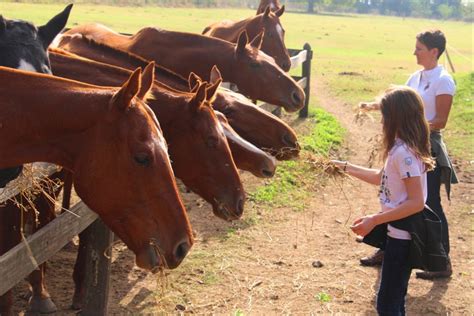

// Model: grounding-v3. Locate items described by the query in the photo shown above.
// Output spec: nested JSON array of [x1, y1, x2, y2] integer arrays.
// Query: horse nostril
[[174, 240, 191, 262], [262, 169, 275, 178], [281, 61, 290, 71], [282, 133, 296, 147], [291, 91, 302, 105]]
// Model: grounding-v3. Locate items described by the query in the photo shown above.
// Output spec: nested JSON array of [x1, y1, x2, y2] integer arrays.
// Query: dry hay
[[0, 163, 63, 226], [305, 155, 347, 179]]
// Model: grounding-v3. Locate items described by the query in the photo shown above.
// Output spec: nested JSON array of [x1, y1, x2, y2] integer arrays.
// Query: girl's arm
[[429, 94, 453, 130], [350, 176, 425, 236], [331, 160, 382, 185]]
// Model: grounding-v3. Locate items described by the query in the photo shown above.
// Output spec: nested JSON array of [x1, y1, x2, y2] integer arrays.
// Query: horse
[[64, 24, 305, 112], [56, 34, 300, 159], [257, 0, 282, 14], [203, 5, 290, 71], [0, 4, 72, 188], [0, 67, 194, 313], [48, 49, 246, 221]]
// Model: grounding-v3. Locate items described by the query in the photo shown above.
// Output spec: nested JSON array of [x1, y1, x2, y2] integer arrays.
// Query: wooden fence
[[0, 176, 113, 314], [259, 43, 313, 118]]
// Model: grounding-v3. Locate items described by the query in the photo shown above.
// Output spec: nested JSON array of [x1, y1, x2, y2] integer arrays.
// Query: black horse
[[0, 4, 73, 188]]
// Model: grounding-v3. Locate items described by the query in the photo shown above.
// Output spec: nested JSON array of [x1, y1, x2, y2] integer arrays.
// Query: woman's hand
[[350, 215, 378, 237], [358, 101, 380, 112], [331, 160, 348, 171]]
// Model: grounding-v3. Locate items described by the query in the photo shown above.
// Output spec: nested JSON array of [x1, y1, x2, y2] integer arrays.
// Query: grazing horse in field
[[0, 67, 193, 312], [257, 0, 282, 14], [57, 34, 299, 159], [64, 24, 305, 112], [0, 4, 72, 188], [203, 5, 290, 71]]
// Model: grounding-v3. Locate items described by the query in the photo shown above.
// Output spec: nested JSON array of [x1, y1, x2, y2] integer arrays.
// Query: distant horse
[[0, 4, 72, 188], [57, 34, 300, 160], [64, 24, 305, 112], [203, 5, 291, 71], [257, 0, 282, 14], [0, 66, 193, 312]]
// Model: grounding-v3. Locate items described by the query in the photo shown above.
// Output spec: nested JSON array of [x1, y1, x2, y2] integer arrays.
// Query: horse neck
[[130, 29, 234, 82], [0, 70, 111, 169], [50, 51, 133, 88], [64, 37, 190, 91]]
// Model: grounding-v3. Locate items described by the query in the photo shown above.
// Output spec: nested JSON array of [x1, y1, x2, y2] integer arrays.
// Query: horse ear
[[250, 30, 264, 50], [263, 5, 271, 18], [0, 16, 6, 35], [189, 82, 207, 112], [38, 3, 73, 49], [188, 72, 202, 92], [275, 5, 285, 17], [209, 65, 222, 85], [113, 67, 142, 111], [205, 78, 222, 103], [236, 31, 248, 55], [137, 61, 155, 100]]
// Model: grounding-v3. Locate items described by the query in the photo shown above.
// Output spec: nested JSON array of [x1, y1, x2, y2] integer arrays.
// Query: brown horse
[[214, 111, 276, 177], [203, 6, 290, 71], [49, 49, 245, 220], [257, 0, 282, 14], [0, 66, 193, 271], [63, 24, 305, 112], [56, 34, 300, 159]]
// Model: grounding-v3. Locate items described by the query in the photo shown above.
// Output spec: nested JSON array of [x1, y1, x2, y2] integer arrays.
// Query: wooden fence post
[[299, 43, 312, 118], [80, 219, 114, 316]]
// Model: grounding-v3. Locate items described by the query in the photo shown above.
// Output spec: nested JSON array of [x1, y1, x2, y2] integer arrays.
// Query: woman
[[333, 86, 446, 314], [358, 30, 456, 280]]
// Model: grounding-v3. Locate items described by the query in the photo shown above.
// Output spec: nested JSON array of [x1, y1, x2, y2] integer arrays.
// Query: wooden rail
[[0, 170, 113, 314]]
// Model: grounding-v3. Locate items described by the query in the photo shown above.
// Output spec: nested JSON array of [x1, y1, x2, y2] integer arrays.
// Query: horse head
[[0, 4, 72, 73], [73, 66, 193, 270], [165, 75, 245, 221], [254, 5, 290, 71], [233, 31, 305, 112]]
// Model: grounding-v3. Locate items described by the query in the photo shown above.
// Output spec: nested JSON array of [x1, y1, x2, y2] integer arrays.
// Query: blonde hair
[[378, 86, 435, 171]]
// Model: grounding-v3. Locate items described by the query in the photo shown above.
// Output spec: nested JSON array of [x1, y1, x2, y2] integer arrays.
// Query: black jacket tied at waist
[[362, 206, 448, 272]]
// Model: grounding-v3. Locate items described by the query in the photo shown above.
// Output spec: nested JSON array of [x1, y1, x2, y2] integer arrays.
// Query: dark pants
[[377, 237, 412, 316], [426, 165, 450, 255]]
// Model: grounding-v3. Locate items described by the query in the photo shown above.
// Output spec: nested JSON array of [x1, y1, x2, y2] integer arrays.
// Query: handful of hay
[[306, 156, 347, 178]]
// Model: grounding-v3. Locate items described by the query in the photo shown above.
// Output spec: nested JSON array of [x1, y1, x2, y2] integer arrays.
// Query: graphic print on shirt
[[379, 170, 391, 204]]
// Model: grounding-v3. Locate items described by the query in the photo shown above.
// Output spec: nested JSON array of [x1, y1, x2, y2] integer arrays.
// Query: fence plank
[[0, 201, 97, 296], [290, 49, 308, 69]]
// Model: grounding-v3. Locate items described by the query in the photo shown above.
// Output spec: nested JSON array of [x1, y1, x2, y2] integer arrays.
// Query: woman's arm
[[331, 160, 382, 185], [350, 176, 425, 236], [429, 94, 453, 130]]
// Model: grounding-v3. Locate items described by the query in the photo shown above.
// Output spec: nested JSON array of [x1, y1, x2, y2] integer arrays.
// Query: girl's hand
[[350, 215, 377, 237], [331, 160, 348, 171]]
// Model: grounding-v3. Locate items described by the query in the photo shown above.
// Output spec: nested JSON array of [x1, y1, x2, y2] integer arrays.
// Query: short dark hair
[[416, 29, 446, 59]]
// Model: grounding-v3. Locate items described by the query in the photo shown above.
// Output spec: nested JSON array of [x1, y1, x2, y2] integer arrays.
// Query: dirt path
[[12, 80, 473, 314]]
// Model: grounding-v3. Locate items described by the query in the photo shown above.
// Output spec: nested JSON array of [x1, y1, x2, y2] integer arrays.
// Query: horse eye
[[249, 61, 261, 69], [134, 153, 151, 166], [206, 136, 219, 148]]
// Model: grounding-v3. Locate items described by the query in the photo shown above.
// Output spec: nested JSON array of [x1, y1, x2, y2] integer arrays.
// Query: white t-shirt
[[379, 139, 427, 240], [406, 65, 456, 122]]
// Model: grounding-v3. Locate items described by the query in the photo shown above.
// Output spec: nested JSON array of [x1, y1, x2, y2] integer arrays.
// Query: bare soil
[[12, 81, 473, 314]]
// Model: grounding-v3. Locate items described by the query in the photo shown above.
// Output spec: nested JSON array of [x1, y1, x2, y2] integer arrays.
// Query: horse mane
[[80, 35, 189, 87]]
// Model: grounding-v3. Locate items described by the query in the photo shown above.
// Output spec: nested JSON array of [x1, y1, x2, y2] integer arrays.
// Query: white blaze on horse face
[[276, 23, 284, 42], [222, 124, 263, 156], [17, 59, 37, 72]]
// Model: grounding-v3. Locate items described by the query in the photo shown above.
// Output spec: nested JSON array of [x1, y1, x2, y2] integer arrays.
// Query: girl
[[333, 86, 437, 315]]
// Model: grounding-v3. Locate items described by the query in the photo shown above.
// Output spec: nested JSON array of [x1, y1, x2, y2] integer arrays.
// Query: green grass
[[444, 72, 474, 161], [249, 105, 345, 210]]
